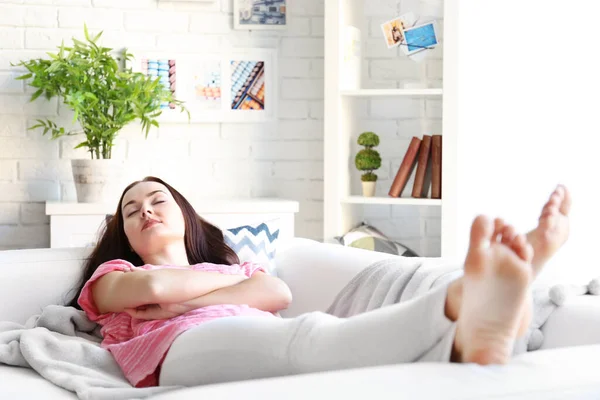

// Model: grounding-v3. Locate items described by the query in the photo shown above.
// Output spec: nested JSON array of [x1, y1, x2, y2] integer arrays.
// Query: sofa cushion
[[0, 365, 76, 399], [224, 219, 279, 275]]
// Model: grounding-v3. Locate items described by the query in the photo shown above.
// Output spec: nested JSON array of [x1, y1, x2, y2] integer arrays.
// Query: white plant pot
[[71, 159, 124, 204], [361, 181, 376, 197]]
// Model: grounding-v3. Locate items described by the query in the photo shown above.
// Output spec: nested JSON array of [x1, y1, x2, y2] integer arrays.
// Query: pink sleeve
[[78, 259, 134, 322], [240, 261, 268, 278]]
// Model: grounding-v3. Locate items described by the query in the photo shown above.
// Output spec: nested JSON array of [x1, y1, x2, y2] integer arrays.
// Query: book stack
[[388, 135, 442, 199]]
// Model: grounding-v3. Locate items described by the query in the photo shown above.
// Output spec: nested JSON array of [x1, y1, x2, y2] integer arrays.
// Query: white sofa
[[2, 238, 600, 399]]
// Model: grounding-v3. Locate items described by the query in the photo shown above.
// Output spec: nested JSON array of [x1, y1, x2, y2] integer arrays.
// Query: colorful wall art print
[[234, 0, 286, 30], [230, 60, 265, 111], [192, 60, 222, 110], [141, 58, 177, 109]]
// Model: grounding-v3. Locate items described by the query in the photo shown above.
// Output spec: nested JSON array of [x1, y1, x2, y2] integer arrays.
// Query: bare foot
[[453, 215, 533, 365], [525, 185, 571, 276]]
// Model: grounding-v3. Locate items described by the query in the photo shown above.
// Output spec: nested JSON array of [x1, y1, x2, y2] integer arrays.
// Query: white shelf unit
[[323, 0, 459, 258]]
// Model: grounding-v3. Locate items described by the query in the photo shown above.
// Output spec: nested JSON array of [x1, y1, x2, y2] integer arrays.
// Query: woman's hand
[[124, 302, 192, 320]]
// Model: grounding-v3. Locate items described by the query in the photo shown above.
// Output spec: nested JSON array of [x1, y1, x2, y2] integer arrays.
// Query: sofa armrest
[[274, 240, 396, 318], [540, 295, 600, 350]]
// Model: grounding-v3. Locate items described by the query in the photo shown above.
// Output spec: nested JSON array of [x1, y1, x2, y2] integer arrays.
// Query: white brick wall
[[0, 0, 325, 249]]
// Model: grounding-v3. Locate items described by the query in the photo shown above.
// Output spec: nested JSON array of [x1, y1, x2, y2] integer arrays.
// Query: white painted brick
[[426, 99, 442, 118], [418, 205, 442, 218], [222, 33, 278, 49], [370, 98, 420, 119], [363, 0, 398, 16], [295, 219, 322, 241], [214, 160, 272, 180], [362, 79, 400, 89], [156, 34, 222, 53], [221, 0, 231, 13], [252, 141, 322, 161], [369, 17, 391, 38], [59, 8, 122, 30], [125, 12, 188, 33], [423, 238, 441, 257], [298, 199, 323, 220], [0, 5, 24, 26], [278, 120, 323, 140], [425, 217, 441, 236], [0, 50, 47, 69], [158, 0, 220, 12], [0, 71, 24, 93], [361, 204, 392, 219], [24, 7, 58, 27], [190, 13, 231, 34], [20, 202, 48, 224], [0, 181, 59, 201], [158, 123, 220, 139], [191, 177, 251, 198], [308, 100, 323, 119], [25, 28, 79, 49], [391, 204, 422, 217], [190, 138, 251, 159], [282, 17, 310, 37], [251, 179, 323, 201], [0, 137, 58, 159], [92, 0, 155, 8], [60, 181, 76, 201], [128, 138, 189, 160], [281, 78, 323, 100], [220, 122, 277, 140], [371, 59, 420, 81], [0, 225, 49, 248], [357, 119, 398, 141], [53, 0, 92, 5], [364, 38, 398, 59], [0, 27, 24, 48], [118, 123, 158, 140], [427, 60, 443, 79], [18, 159, 72, 181], [278, 100, 309, 119], [281, 38, 323, 57], [279, 58, 311, 78], [0, 160, 17, 181], [0, 203, 19, 224], [288, 0, 324, 16], [100, 30, 156, 50], [0, 115, 26, 137], [310, 59, 323, 78], [272, 161, 323, 180], [397, 119, 443, 138], [310, 17, 324, 36]]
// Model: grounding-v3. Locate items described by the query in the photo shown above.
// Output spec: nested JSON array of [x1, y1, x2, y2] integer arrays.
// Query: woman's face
[[121, 181, 186, 256]]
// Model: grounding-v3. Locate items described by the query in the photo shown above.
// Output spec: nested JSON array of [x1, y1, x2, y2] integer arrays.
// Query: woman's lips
[[142, 219, 161, 231]]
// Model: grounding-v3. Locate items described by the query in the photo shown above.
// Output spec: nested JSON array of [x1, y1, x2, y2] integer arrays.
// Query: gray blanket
[[326, 258, 565, 353], [0, 305, 181, 400]]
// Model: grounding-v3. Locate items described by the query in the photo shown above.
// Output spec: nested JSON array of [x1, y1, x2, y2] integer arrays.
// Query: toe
[[493, 218, 505, 242], [558, 185, 572, 215], [512, 233, 534, 263], [501, 225, 516, 245], [469, 215, 494, 251]]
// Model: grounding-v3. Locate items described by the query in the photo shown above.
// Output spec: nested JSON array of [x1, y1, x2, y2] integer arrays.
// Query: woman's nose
[[141, 207, 153, 218]]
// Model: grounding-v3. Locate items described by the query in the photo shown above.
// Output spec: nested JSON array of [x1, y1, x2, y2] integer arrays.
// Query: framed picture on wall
[[127, 48, 277, 123], [233, 0, 287, 30]]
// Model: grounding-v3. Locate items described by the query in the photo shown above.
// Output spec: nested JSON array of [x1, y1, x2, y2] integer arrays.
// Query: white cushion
[[149, 344, 600, 400]]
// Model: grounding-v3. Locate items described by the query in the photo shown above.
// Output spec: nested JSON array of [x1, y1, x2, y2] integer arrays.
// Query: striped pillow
[[224, 220, 280, 275]]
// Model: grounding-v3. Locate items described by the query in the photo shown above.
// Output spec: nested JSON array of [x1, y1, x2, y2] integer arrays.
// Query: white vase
[[361, 181, 376, 197], [71, 159, 124, 204]]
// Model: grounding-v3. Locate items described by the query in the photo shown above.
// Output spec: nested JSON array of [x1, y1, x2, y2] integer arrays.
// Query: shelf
[[339, 88, 443, 97], [342, 196, 442, 206]]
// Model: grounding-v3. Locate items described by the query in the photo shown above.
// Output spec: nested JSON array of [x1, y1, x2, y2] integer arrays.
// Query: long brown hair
[[65, 176, 240, 309]]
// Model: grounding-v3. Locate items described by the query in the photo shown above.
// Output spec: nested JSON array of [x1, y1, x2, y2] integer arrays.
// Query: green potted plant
[[14, 25, 187, 203], [355, 131, 382, 197]]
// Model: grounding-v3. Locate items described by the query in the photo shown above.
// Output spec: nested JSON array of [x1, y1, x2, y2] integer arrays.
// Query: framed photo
[[127, 49, 277, 123], [401, 21, 439, 55], [234, 0, 287, 30]]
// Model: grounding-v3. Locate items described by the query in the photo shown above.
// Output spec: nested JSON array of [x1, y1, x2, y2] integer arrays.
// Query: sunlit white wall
[[455, 0, 600, 285]]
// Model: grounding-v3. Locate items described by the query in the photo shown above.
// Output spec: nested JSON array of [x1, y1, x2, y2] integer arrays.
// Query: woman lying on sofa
[[65, 176, 571, 388]]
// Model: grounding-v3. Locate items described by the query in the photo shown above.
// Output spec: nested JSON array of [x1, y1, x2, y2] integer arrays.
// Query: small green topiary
[[355, 132, 382, 182]]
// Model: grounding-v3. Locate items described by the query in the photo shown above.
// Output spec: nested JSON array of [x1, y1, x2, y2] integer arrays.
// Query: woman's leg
[[160, 216, 535, 387], [159, 281, 456, 387]]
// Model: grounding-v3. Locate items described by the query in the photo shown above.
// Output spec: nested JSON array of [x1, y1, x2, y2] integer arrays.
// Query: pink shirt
[[78, 259, 276, 387]]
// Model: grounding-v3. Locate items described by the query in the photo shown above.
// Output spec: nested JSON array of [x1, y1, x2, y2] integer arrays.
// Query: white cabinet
[[323, 0, 458, 257], [46, 199, 299, 249]]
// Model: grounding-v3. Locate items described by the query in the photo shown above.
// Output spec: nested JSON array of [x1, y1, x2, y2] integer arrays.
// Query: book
[[389, 136, 422, 197], [411, 134, 432, 198], [431, 134, 442, 199]]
